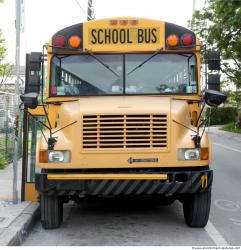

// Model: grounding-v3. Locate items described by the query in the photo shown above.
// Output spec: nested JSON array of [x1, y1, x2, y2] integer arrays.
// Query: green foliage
[[205, 107, 238, 125], [0, 0, 13, 87], [0, 29, 6, 61], [0, 153, 7, 169], [189, 0, 241, 88], [0, 137, 14, 162], [222, 122, 241, 134], [236, 110, 241, 128], [223, 91, 241, 128], [0, 62, 13, 87], [223, 91, 241, 107], [0, 0, 6, 60]]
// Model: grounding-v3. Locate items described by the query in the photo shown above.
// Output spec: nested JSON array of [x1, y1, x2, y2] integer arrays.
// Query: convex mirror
[[20, 92, 38, 109], [204, 89, 227, 107]]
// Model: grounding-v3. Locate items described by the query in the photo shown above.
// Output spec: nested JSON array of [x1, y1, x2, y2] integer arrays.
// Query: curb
[[207, 127, 241, 143], [0, 202, 40, 246]]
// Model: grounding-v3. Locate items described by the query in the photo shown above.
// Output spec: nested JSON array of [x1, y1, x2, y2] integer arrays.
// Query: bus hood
[[37, 96, 210, 169], [77, 96, 172, 114], [56, 96, 192, 143]]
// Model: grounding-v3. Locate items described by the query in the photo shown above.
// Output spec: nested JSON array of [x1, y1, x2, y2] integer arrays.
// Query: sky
[[0, 0, 205, 65]]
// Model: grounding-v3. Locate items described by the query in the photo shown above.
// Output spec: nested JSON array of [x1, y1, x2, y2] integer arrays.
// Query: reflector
[[53, 35, 66, 47]]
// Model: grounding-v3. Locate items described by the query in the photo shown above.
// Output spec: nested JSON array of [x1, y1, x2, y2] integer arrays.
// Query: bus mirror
[[207, 51, 220, 70], [26, 75, 41, 94], [20, 92, 39, 109], [208, 74, 220, 91], [204, 89, 227, 107], [29, 52, 42, 71]]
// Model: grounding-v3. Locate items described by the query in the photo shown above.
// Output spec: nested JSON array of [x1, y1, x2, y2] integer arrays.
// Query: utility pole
[[87, 0, 94, 21], [192, 0, 196, 14], [12, 0, 22, 204]]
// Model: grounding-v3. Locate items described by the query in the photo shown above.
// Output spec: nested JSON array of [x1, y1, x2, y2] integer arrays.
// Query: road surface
[[23, 129, 241, 246]]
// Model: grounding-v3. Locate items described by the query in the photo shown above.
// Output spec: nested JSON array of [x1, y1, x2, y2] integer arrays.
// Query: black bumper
[[35, 169, 213, 196]]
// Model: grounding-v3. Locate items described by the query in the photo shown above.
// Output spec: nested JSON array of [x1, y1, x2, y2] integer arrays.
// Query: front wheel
[[40, 194, 63, 229], [183, 190, 211, 228]]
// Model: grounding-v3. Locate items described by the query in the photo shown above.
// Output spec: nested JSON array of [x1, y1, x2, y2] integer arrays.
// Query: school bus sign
[[84, 18, 165, 51], [88, 27, 160, 45]]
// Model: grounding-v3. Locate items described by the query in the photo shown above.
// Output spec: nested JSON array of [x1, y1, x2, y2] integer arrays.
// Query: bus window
[[27, 116, 46, 182], [126, 53, 197, 94], [50, 54, 123, 96], [50, 53, 197, 96]]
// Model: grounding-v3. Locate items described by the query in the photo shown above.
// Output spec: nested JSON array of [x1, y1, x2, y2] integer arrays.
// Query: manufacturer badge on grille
[[128, 157, 159, 164]]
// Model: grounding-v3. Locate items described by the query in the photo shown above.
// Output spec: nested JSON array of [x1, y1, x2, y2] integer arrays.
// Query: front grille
[[82, 114, 168, 150]]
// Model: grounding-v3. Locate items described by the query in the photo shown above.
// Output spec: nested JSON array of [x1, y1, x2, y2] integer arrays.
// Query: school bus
[[20, 17, 226, 229]]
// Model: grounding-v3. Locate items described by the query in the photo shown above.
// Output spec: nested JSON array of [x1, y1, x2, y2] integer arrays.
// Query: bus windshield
[[50, 53, 197, 96]]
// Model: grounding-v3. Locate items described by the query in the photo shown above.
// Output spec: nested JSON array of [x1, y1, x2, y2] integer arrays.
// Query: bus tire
[[183, 190, 211, 228], [41, 194, 63, 229]]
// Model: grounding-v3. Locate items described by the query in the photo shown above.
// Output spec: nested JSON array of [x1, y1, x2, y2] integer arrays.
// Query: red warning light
[[53, 36, 66, 47], [182, 34, 194, 46]]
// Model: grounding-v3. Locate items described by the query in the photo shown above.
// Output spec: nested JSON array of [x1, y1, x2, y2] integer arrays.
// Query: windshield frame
[[49, 52, 198, 97]]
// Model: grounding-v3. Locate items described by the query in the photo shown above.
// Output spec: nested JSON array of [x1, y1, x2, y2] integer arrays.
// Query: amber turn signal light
[[39, 150, 48, 163], [166, 34, 179, 47], [201, 148, 209, 160], [69, 36, 81, 48]]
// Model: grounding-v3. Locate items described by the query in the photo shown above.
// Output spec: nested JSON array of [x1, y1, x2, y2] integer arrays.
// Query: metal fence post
[[5, 95, 9, 160]]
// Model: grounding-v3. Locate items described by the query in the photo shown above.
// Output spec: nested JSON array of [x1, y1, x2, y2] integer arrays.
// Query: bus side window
[[190, 65, 197, 82]]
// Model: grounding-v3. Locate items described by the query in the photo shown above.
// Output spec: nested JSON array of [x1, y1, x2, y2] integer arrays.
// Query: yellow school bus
[[20, 17, 226, 229]]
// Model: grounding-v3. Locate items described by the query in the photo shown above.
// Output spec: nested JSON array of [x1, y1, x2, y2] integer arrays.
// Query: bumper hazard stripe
[[36, 170, 213, 196]]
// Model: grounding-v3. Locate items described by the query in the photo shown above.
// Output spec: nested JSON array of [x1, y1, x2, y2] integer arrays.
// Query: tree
[[0, 0, 13, 90], [189, 0, 241, 89], [0, 28, 6, 63], [189, 0, 241, 128], [0, 63, 13, 89]]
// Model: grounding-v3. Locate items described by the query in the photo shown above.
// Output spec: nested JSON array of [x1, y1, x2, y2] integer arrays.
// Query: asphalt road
[[23, 129, 241, 246]]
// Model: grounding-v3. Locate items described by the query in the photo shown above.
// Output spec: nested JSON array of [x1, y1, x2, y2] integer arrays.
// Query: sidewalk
[[0, 160, 22, 202], [0, 160, 39, 245], [207, 125, 241, 143]]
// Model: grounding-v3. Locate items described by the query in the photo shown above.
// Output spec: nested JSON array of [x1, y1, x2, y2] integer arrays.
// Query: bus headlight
[[48, 150, 70, 163], [179, 148, 200, 161]]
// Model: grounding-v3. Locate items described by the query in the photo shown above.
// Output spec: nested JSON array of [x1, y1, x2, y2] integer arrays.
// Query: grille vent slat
[[82, 114, 168, 150]]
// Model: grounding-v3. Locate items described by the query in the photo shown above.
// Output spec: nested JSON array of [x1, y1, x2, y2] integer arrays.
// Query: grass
[[0, 153, 7, 169], [0, 137, 14, 168], [221, 123, 241, 134]]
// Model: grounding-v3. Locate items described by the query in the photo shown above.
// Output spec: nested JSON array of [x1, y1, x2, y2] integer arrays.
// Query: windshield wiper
[[85, 49, 119, 77], [128, 47, 163, 75]]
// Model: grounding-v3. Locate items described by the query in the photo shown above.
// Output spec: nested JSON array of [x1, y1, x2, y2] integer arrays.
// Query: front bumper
[[35, 169, 213, 196]]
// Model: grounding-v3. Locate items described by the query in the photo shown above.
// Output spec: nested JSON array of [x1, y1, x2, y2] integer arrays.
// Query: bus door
[[21, 108, 45, 201], [21, 52, 45, 201]]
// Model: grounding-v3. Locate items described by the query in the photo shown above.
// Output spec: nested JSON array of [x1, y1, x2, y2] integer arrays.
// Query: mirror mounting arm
[[20, 109, 49, 145], [42, 104, 52, 136]]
